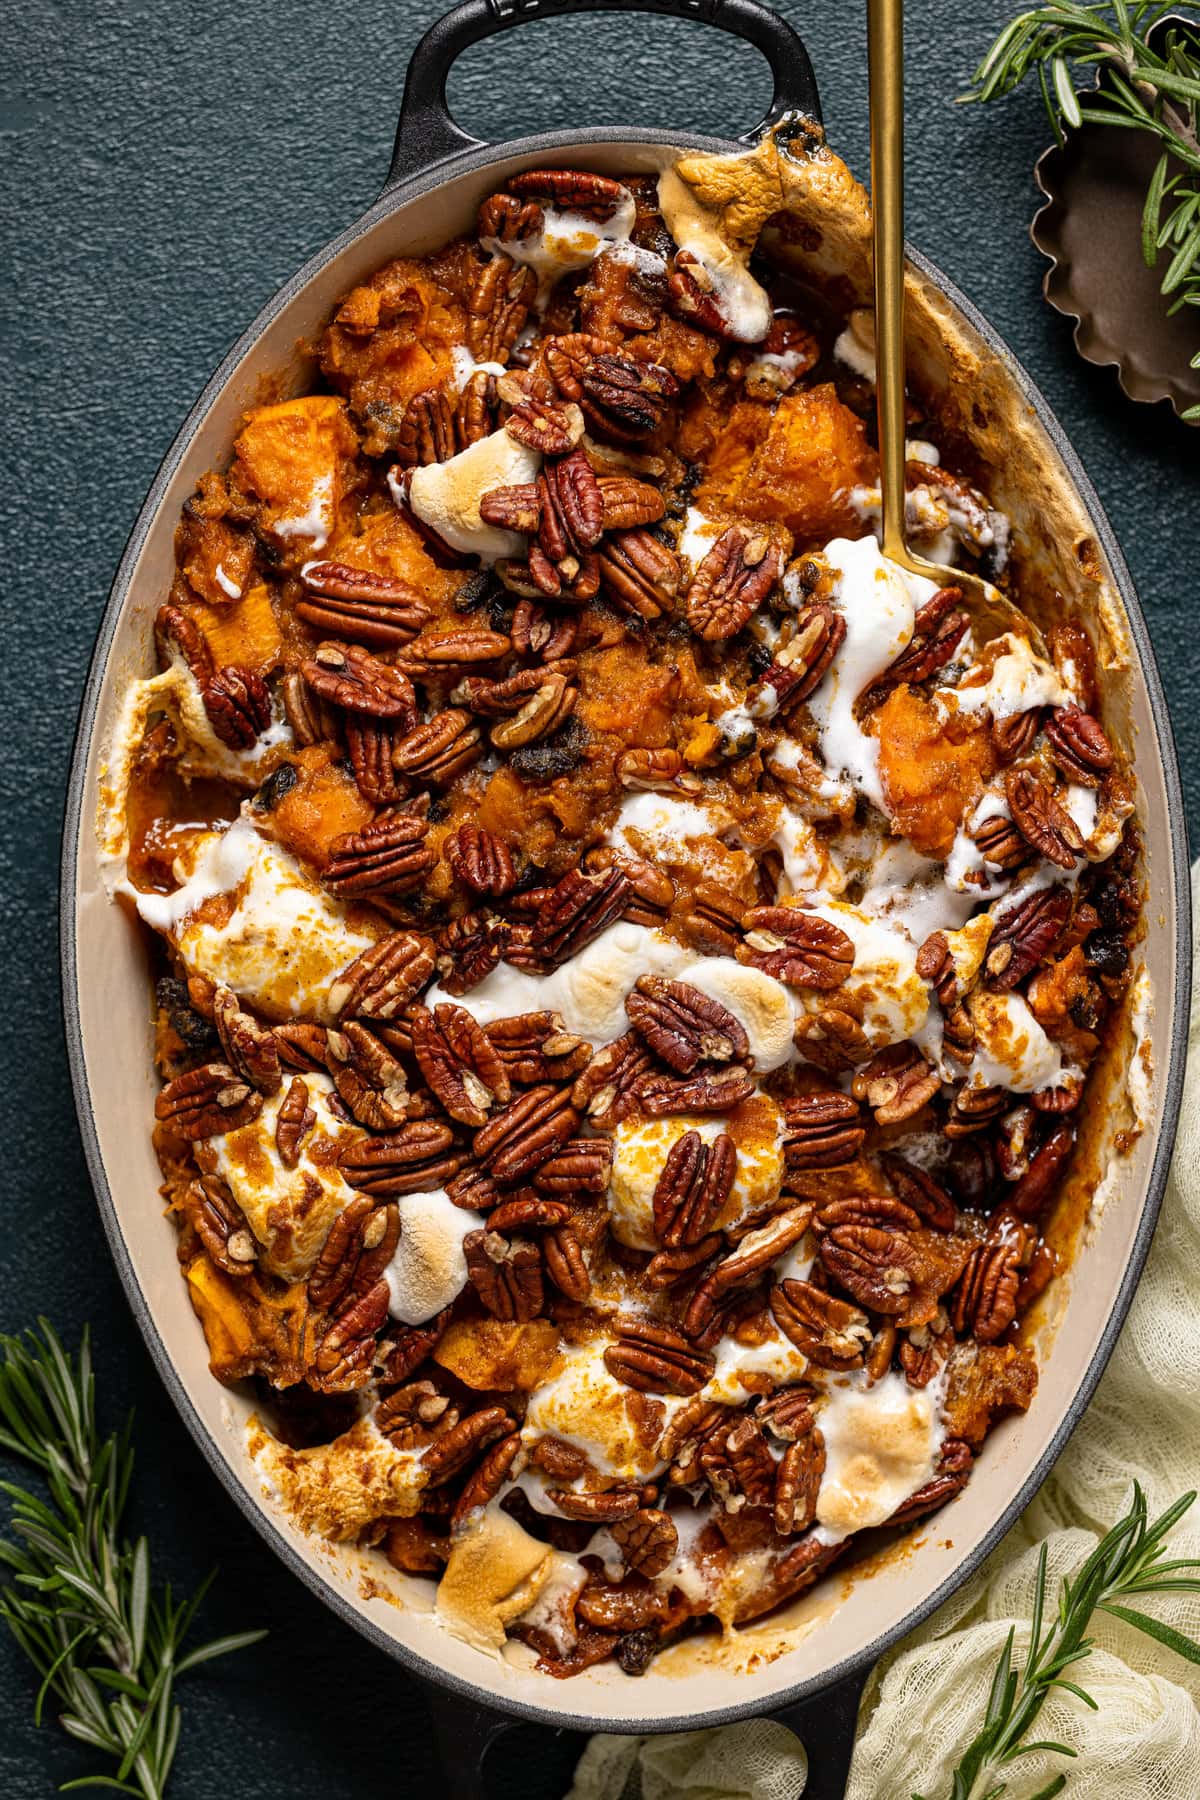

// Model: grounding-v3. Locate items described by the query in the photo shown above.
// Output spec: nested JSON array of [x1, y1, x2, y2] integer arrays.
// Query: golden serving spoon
[[867, 0, 1043, 653]]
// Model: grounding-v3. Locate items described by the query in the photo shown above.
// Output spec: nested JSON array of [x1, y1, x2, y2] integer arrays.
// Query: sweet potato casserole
[[101, 132, 1143, 1676]]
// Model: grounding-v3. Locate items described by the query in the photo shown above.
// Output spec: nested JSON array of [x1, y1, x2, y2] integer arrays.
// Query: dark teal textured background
[[1, 2, 1196, 1793]]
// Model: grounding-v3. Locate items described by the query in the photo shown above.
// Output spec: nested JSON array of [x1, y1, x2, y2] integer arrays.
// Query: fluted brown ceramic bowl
[[61, 3, 1191, 1793]]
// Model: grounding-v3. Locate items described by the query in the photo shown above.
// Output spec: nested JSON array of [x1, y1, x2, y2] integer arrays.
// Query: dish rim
[[59, 122, 1193, 1733]]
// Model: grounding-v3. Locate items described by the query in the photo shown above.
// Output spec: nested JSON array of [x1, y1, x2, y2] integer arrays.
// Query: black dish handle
[[419, 1661, 868, 1798], [386, 0, 822, 189]]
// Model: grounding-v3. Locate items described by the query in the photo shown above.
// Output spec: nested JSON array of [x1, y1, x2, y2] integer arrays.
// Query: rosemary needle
[[913, 1482, 1200, 1800], [961, 3, 1200, 420], [0, 1320, 265, 1799]]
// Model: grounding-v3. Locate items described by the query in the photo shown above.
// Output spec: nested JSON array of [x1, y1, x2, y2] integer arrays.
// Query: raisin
[[616, 1625, 659, 1676], [454, 570, 499, 613], [509, 716, 587, 782], [155, 977, 218, 1056], [253, 762, 299, 812], [1084, 929, 1128, 978]]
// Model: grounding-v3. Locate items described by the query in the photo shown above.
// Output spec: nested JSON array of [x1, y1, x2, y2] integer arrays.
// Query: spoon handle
[[868, 0, 908, 566]]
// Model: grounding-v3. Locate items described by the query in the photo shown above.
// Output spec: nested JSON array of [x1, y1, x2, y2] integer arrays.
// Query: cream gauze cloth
[[568, 862, 1200, 1800]]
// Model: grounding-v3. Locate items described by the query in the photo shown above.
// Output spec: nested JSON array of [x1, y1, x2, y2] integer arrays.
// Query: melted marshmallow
[[383, 1189, 483, 1324], [401, 430, 541, 561], [808, 537, 938, 813], [814, 1368, 943, 1538], [426, 922, 697, 1047], [126, 817, 375, 1022]]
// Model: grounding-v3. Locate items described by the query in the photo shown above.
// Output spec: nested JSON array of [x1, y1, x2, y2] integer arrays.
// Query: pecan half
[[598, 527, 682, 621], [793, 1007, 871, 1074], [302, 642, 418, 721], [571, 1030, 653, 1127], [394, 388, 457, 467], [329, 931, 436, 1022], [272, 1022, 329, 1071], [312, 1278, 390, 1391], [1045, 705, 1114, 786], [203, 665, 272, 749], [991, 708, 1042, 764], [339, 1120, 468, 1195], [944, 1083, 1007, 1138], [637, 1065, 755, 1116], [880, 1153, 958, 1231], [275, 1075, 316, 1168], [421, 1405, 514, 1482], [685, 1206, 813, 1338], [774, 1426, 826, 1536], [820, 1225, 970, 1329], [375, 1378, 455, 1450], [392, 709, 484, 785], [1006, 1123, 1075, 1219], [345, 715, 405, 805], [380, 1307, 452, 1384], [985, 884, 1072, 990], [681, 883, 744, 955], [547, 1489, 642, 1523], [463, 1230, 544, 1322], [155, 1063, 263, 1139], [155, 603, 214, 682], [467, 254, 536, 363], [323, 814, 434, 898], [686, 525, 787, 641], [653, 1131, 736, 1249], [435, 911, 506, 995], [867, 586, 969, 701], [397, 628, 512, 681], [502, 387, 585, 457], [510, 597, 578, 660], [738, 907, 854, 988], [852, 1043, 941, 1126], [970, 811, 1027, 871], [297, 562, 430, 648], [180, 1176, 257, 1277], [478, 191, 544, 241], [610, 1509, 678, 1578], [489, 669, 578, 749], [473, 1083, 581, 1185], [953, 1232, 1024, 1342], [545, 335, 678, 439], [281, 669, 338, 746], [506, 167, 630, 220], [597, 475, 665, 530], [325, 1022, 409, 1131], [604, 1318, 715, 1395], [626, 976, 749, 1074], [532, 866, 631, 966], [444, 824, 517, 897], [762, 603, 846, 717], [888, 1439, 973, 1524], [533, 1136, 612, 1196], [782, 1093, 865, 1171], [410, 1002, 510, 1126], [1005, 769, 1084, 869], [308, 1195, 400, 1312], [486, 1013, 592, 1088], [212, 987, 281, 1095], [770, 1280, 871, 1370], [701, 1414, 776, 1512], [543, 1223, 591, 1301], [451, 1431, 524, 1527]]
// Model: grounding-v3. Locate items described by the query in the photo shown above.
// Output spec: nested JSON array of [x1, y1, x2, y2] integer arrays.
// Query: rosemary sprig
[[0, 1320, 265, 1798], [962, 4, 1200, 420], [914, 1482, 1200, 1800]]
